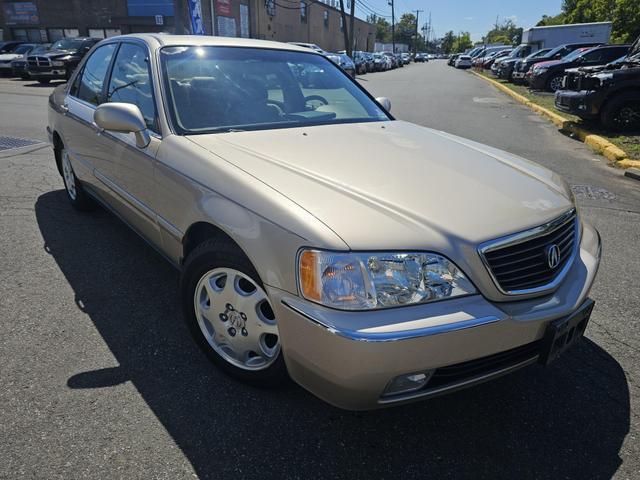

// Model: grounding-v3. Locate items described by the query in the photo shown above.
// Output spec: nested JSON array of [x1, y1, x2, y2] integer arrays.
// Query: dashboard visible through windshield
[[160, 46, 390, 134]]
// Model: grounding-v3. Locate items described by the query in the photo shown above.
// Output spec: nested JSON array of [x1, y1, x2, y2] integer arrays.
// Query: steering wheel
[[266, 99, 285, 116], [304, 95, 329, 110]]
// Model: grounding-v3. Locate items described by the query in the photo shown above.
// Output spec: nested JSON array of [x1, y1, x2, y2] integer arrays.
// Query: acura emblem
[[546, 244, 561, 269]]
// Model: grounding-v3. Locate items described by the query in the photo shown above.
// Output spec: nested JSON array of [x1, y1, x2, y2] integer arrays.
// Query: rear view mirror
[[94, 103, 150, 148]]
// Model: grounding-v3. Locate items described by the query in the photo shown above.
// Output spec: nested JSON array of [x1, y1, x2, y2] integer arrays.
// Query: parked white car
[[455, 55, 473, 69]]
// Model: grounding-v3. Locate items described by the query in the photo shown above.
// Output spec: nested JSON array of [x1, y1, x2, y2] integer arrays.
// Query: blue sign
[[2, 2, 39, 25], [187, 0, 206, 35], [127, 0, 174, 17]]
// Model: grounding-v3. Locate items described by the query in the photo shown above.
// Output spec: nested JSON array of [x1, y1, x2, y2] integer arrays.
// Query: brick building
[[0, 0, 375, 52]]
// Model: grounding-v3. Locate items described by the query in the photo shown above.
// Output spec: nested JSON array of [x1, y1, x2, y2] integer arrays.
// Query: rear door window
[[72, 43, 117, 106]]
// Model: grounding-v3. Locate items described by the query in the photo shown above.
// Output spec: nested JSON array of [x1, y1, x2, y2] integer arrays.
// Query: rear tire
[[180, 238, 288, 387], [601, 92, 640, 132], [59, 147, 96, 211]]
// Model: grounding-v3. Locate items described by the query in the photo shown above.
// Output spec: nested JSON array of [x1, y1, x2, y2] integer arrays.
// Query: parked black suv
[[514, 42, 603, 85], [555, 37, 640, 131], [529, 44, 630, 92], [493, 44, 535, 81], [26, 37, 99, 83]]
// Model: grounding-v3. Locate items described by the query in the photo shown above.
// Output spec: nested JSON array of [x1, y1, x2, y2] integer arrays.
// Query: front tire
[[180, 239, 287, 386], [547, 74, 563, 92], [601, 92, 640, 132]]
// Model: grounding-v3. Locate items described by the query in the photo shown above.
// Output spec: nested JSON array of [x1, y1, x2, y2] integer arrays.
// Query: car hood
[[38, 49, 76, 59], [534, 59, 562, 69], [187, 121, 573, 250], [0, 53, 22, 61]]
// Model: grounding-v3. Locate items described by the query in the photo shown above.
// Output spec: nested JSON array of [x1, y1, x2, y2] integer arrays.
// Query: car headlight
[[533, 67, 547, 74], [52, 61, 65, 67], [298, 249, 476, 310]]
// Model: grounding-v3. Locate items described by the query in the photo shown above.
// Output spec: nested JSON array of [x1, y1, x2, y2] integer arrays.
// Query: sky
[[355, 0, 564, 42]]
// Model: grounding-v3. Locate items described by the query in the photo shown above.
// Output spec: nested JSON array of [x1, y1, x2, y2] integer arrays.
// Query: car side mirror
[[94, 103, 150, 148], [376, 96, 391, 112]]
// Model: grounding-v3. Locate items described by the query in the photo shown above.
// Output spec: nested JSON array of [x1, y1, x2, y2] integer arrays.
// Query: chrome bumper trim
[[281, 300, 499, 342]]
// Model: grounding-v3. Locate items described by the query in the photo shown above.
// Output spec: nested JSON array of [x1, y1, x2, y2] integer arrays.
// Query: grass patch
[[476, 70, 640, 160]]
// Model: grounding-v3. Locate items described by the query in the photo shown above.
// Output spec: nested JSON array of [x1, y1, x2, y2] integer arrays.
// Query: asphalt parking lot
[[1, 61, 639, 479]]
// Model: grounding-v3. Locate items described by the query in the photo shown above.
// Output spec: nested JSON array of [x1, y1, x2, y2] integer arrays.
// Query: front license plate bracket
[[539, 299, 594, 366]]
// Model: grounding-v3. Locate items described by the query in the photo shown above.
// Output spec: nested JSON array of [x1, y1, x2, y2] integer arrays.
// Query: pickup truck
[[555, 36, 640, 131]]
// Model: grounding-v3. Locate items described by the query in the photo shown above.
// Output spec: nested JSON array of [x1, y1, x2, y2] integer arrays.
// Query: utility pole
[[426, 11, 431, 51], [414, 10, 423, 56], [388, 0, 395, 53]]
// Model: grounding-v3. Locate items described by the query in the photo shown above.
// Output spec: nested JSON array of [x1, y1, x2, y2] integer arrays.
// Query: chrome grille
[[479, 209, 578, 294], [27, 56, 51, 67]]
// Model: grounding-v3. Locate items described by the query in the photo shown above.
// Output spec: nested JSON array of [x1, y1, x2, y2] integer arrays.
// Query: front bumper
[[27, 66, 67, 79], [528, 73, 548, 90], [555, 89, 603, 118], [269, 221, 601, 410], [498, 65, 514, 79]]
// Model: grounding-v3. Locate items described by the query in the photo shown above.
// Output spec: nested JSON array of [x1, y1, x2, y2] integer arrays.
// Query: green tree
[[483, 19, 523, 46], [395, 13, 417, 46], [539, 0, 639, 44], [441, 30, 456, 53], [452, 32, 473, 53], [367, 14, 391, 43], [611, 0, 640, 42], [536, 14, 566, 26]]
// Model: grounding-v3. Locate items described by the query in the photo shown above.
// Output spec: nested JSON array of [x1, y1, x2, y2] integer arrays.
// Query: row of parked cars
[[288, 43, 420, 76], [449, 37, 640, 131], [0, 38, 100, 83], [1, 38, 430, 86]]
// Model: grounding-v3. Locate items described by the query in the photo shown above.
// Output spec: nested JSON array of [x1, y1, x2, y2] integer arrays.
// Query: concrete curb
[[470, 70, 640, 169]]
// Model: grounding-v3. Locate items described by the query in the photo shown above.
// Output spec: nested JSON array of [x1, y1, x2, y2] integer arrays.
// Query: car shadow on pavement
[[36, 189, 630, 479]]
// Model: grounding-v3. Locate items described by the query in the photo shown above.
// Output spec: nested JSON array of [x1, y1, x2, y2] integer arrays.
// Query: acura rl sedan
[[47, 35, 601, 410]]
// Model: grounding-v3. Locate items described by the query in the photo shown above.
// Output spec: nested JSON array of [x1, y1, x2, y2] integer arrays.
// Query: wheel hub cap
[[194, 268, 280, 371], [61, 150, 77, 200]]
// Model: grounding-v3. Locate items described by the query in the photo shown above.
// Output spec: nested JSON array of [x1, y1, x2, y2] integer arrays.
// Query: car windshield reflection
[[160, 46, 390, 135]]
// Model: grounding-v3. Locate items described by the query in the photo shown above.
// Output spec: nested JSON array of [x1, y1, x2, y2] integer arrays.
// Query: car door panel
[[101, 41, 162, 247], [62, 43, 117, 197]]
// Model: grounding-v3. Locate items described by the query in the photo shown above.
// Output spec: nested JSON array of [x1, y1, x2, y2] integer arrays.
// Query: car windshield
[[14, 45, 35, 54], [51, 38, 84, 51], [160, 46, 389, 134], [563, 48, 593, 61], [527, 49, 550, 60], [31, 44, 51, 54]]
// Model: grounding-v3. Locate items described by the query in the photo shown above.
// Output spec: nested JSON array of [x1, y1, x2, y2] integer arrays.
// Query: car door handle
[[60, 103, 69, 114]]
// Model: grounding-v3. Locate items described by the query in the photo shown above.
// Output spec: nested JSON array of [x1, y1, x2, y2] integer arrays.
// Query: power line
[[356, 0, 392, 18]]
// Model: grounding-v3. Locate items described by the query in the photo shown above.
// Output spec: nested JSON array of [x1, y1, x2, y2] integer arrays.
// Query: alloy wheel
[[615, 104, 640, 130], [61, 149, 77, 201], [549, 75, 563, 92], [193, 268, 280, 371]]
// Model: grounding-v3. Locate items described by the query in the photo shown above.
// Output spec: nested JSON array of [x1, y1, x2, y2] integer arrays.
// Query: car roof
[[108, 34, 317, 54]]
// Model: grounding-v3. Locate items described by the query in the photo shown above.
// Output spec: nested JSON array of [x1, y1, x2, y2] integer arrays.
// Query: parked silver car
[[48, 35, 601, 410]]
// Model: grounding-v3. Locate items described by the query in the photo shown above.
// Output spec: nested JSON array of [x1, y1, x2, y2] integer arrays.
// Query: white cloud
[[464, 16, 473, 21], [505, 15, 518, 23]]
